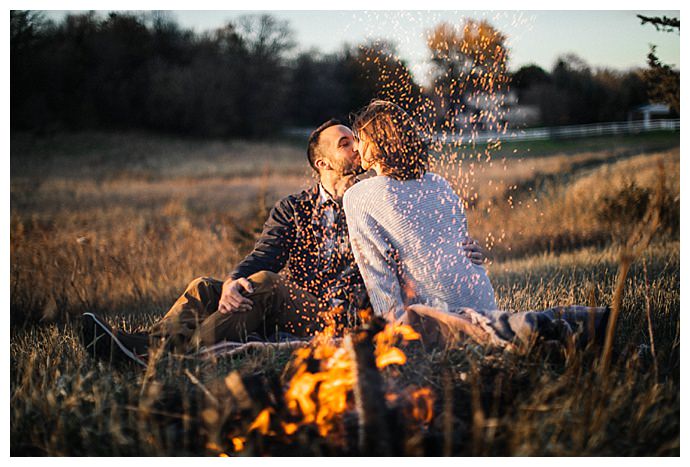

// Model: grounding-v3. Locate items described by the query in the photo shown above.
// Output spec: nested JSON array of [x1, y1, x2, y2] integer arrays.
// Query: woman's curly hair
[[352, 100, 428, 181]]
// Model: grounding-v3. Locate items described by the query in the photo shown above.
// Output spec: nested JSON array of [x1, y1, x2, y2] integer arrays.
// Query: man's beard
[[337, 160, 365, 177], [343, 165, 366, 176]]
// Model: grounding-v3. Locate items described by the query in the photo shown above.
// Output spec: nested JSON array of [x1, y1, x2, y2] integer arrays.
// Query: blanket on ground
[[198, 305, 609, 359], [404, 304, 610, 351]]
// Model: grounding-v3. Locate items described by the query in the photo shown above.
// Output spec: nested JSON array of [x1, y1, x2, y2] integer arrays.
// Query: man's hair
[[307, 118, 342, 172], [352, 100, 428, 181]]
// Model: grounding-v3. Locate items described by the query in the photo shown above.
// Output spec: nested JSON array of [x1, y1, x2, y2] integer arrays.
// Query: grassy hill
[[10, 131, 679, 455]]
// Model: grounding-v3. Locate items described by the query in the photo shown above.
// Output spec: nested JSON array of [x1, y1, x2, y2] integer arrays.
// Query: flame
[[283, 321, 424, 437], [374, 323, 421, 369], [281, 422, 299, 436], [409, 387, 435, 425], [206, 441, 229, 457], [396, 324, 422, 341], [248, 408, 273, 435], [284, 330, 354, 436], [230, 437, 245, 452], [358, 308, 373, 323], [376, 347, 407, 367], [234, 321, 432, 447]]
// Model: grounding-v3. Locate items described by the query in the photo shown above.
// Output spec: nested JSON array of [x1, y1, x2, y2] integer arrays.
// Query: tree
[[286, 50, 349, 126], [11, 11, 432, 138], [513, 54, 647, 126], [637, 14, 680, 113], [512, 65, 550, 92], [637, 14, 679, 32], [349, 40, 424, 111], [10, 11, 300, 138], [11, 11, 54, 130], [234, 14, 296, 137], [426, 19, 510, 132]]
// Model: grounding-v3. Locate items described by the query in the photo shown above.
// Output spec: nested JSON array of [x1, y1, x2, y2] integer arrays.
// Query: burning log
[[344, 318, 394, 456], [216, 320, 430, 454]]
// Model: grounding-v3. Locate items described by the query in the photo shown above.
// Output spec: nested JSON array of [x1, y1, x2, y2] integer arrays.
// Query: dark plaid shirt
[[229, 183, 368, 314]]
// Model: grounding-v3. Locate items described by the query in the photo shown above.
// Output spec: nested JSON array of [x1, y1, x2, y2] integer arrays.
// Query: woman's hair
[[352, 100, 428, 181]]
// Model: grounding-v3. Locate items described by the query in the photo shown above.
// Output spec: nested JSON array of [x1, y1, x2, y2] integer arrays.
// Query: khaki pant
[[144, 271, 328, 351]]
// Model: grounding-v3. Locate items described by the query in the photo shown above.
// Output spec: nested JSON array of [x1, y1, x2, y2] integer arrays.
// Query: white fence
[[285, 119, 680, 144], [437, 119, 680, 144]]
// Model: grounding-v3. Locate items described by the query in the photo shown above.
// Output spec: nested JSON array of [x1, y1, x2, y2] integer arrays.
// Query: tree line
[[11, 11, 673, 138], [512, 55, 651, 126]]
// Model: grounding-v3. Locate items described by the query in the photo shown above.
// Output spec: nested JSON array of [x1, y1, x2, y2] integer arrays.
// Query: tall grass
[[10, 131, 679, 455]]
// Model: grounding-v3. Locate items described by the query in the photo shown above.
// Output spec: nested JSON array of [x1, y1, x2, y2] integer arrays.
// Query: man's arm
[[218, 198, 295, 314], [438, 175, 489, 266], [229, 198, 295, 280], [462, 238, 490, 265]]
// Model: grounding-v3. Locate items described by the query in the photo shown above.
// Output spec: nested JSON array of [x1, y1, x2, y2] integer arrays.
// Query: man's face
[[317, 125, 362, 177]]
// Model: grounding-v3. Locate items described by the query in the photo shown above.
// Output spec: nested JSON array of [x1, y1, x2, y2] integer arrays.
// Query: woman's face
[[354, 128, 376, 171]]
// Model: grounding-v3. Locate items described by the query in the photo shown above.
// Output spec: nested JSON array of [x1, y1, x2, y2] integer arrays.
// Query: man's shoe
[[80, 312, 147, 367]]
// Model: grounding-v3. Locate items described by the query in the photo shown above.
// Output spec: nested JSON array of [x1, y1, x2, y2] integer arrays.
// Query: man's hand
[[462, 238, 490, 265], [218, 278, 254, 314]]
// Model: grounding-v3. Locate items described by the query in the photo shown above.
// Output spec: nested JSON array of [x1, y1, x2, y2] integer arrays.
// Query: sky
[[41, 9, 681, 85]]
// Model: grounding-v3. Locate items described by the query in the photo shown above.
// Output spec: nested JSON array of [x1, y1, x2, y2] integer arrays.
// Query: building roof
[[633, 103, 671, 113]]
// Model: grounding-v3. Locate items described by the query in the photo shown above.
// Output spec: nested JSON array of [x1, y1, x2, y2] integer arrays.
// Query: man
[[81, 119, 487, 366]]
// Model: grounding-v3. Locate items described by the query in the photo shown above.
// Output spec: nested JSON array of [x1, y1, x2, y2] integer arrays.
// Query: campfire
[[211, 316, 436, 456]]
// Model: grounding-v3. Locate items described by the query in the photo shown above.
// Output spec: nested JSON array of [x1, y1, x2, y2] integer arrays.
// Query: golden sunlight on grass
[[10, 131, 679, 455]]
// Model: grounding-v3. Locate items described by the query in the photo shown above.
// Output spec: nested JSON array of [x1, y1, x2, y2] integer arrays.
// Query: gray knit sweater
[[343, 172, 497, 319]]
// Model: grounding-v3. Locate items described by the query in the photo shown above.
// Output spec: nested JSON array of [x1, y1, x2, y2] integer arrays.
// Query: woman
[[343, 100, 496, 321], [343, 100, 608, 348]]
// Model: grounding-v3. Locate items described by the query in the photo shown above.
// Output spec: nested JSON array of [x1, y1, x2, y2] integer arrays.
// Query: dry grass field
[[10, 130, 679, 456]]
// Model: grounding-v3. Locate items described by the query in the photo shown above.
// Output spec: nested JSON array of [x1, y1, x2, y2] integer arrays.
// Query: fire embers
[[212, 318, 435, 455]]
